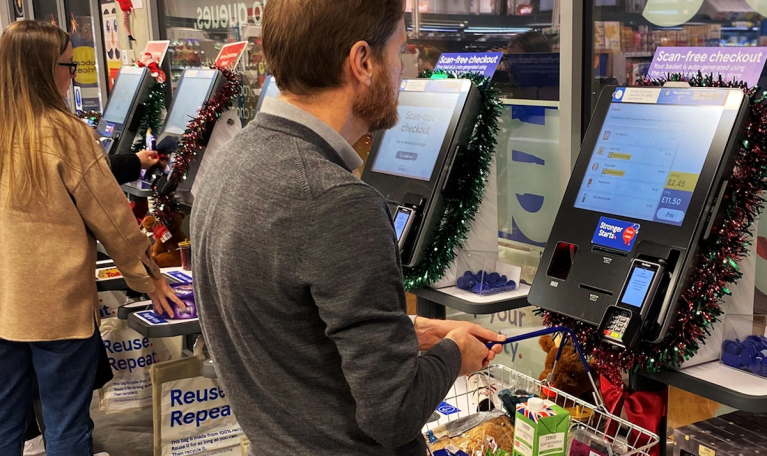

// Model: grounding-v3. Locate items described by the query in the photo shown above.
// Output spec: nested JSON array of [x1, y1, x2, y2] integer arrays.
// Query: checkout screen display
[[574, 91, 727, 226], [372, 91, 460, 181], [165, 75, 217, 135], [621, 265, 656, 308], [103, 72, 143, 124]]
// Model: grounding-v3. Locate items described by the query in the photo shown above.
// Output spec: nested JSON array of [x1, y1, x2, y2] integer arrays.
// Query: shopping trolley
[[423, 327, 660, 455]]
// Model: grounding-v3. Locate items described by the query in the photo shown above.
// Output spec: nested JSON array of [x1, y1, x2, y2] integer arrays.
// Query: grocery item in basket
[[498, 389, 532, 423], [513, 398, 570, 456], [566, 428, 612, 456], [430, 414, 516, 455]]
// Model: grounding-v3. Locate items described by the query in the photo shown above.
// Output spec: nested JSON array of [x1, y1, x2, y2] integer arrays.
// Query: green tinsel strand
[[403, 70, 502, 291], [131, 81, 167, 154]]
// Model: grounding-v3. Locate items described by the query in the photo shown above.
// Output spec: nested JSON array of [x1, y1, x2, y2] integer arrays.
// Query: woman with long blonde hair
[[0, 21, 182, 456]]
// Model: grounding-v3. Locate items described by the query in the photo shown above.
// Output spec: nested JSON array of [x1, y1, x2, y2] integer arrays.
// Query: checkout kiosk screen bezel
[[565, 87, 746, 245], [362, 79, 473, 200], [98, 67, 146, 138], [256, 76, 280, 112], [163, 69, 220, 135]]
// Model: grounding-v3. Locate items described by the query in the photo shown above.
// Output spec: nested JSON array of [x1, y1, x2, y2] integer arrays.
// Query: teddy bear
[[538, 334, 595, 404], [141, 212, 186, 268]]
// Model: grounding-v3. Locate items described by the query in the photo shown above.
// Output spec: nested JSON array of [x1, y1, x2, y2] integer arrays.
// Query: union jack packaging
[[513, 398, 569, 456]]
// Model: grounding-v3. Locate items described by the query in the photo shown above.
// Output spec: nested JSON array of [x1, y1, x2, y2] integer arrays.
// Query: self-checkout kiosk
[[361, 79, 482, 267], [528, 86, 750, 349], [97, 67, 153, 156]]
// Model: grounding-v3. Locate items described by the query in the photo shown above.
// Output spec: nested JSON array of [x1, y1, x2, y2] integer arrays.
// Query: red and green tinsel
[[151, 67, 240, 226], [537, 73, 767, 387], [403, 70, 503, 291], [131, 81, 166, 155]]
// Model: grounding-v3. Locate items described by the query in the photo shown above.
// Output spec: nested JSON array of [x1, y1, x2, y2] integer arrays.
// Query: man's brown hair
[[263, 0, 405, 96]]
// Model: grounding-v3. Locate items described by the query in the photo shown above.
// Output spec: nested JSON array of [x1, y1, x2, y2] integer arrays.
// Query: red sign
[[142, 40, 170, 65], [215, 42, 248, 69], [623, 226, 636, 246], [516, 4, 534, 15]]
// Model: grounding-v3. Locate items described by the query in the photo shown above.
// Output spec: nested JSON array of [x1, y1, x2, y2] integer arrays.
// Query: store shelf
[[499, 98, 560, 108], [412, 284, 530, 315], [641, 361, 767, 413]]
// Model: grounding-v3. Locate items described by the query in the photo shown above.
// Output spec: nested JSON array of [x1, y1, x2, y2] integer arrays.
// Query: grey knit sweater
[[191, 100, 462, 455]]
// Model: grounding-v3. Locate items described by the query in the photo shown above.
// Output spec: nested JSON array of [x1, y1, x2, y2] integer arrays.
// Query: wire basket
[[422, 328, 660, 456]]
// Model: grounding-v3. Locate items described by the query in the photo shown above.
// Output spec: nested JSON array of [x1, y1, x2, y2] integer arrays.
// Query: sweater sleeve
[[302, 184, 462, 449], [109, 153, 142, 185], [71, 154, 162, 291]]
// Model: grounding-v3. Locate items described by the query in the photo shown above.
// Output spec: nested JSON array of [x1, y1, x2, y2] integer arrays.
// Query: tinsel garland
[[131, 81, 166, 155], [77, 110, 101, 128], [403, 70, 503, 291], [151, 67, 240, 226], [536, 73, 767, 387]]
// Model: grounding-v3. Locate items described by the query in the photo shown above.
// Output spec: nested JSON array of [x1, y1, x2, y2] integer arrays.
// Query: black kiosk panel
[[163, 69, 224, 194], [362, 79, 481, 268], [528, 86, 749, 348], [97, 67, 152, 156]]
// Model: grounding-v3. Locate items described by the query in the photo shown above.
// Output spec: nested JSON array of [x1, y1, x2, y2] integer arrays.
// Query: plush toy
[[137, 52, 166, 83], [141, 212, 186, 268], [538, 335, 595, 403], [117, 0, 135, 41]]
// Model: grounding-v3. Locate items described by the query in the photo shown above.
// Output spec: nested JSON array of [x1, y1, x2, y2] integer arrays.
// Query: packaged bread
[[428, 414, 515, 455]]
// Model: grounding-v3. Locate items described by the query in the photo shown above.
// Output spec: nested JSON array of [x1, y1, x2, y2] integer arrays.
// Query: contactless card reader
[[97, 67, 153, 156], [362, 79, 482, 267], [528, 86, 750, 348]]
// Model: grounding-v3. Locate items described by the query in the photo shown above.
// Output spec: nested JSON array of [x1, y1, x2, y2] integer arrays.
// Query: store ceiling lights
[[643, 0, 704, 27]]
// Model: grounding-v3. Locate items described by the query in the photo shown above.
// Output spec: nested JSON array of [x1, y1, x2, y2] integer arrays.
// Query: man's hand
[[445, 327, 504, 375], [136, 150, 160, 169], [414, 316, 506, 351]]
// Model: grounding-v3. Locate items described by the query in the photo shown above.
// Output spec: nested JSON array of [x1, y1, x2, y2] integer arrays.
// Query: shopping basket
[[422, 326, 660, 455]]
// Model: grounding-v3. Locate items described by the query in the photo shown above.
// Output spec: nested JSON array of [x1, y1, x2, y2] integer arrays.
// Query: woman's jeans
[[0, 328, 100, 456]]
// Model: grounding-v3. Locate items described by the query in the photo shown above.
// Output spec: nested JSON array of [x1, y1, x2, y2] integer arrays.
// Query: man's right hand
[[446, 327, 503, 376]]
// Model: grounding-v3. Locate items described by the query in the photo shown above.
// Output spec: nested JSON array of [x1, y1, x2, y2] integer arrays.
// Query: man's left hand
[[413, 316, 505, 358]]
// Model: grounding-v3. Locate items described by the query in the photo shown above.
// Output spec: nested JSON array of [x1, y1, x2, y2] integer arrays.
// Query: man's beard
[[353, 60, 399, 132]]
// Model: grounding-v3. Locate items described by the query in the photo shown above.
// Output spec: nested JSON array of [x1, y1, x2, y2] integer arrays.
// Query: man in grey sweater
[[191, 1, 504, 454]]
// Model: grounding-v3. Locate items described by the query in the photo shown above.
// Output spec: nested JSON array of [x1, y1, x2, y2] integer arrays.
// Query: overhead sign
[[215, 41, 248, 69], [434, 52, 503, 78], [143, 40, 171, 65], [648, 47, 767, 87]]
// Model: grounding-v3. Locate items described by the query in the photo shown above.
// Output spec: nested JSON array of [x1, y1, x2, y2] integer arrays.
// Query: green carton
[[512, 398, 570, 456]]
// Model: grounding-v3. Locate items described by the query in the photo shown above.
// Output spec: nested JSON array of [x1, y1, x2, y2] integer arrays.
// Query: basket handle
[[487, 326, 606, 410]]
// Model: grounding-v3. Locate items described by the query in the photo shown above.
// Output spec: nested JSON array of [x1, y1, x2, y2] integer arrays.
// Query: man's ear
[[348, 40, 374, 87]]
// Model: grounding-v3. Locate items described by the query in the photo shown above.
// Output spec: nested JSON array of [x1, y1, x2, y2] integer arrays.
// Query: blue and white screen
[[394, 210, 411, 241], [574, 90, 728, 226], [103, 72, 143, 124], [165, 73, 217, 135], [621, 266, 656, 308], [372, 91, 460, 181]]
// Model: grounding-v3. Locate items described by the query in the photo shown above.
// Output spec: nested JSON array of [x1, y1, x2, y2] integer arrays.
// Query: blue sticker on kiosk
[[592, 217, 640, 252], [136, 310, 167, 325], [166, 271, 193, 284]]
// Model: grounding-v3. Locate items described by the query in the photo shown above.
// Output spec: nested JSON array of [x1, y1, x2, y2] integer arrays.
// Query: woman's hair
[[0, 21, 91, 203]]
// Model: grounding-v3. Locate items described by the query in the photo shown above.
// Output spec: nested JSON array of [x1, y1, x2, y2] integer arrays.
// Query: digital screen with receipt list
[[394, 210, 411, 241], [372, 89, 461, 181], [621, 265, 656, 308], [574, 89, 731, 226]]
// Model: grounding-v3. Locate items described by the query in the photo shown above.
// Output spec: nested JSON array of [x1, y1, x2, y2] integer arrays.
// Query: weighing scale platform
[[128, 308, 201, 338], [412, 285, 530, 318]]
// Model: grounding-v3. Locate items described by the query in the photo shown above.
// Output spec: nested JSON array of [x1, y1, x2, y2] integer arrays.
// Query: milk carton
[[512, 398, 569, 456]]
